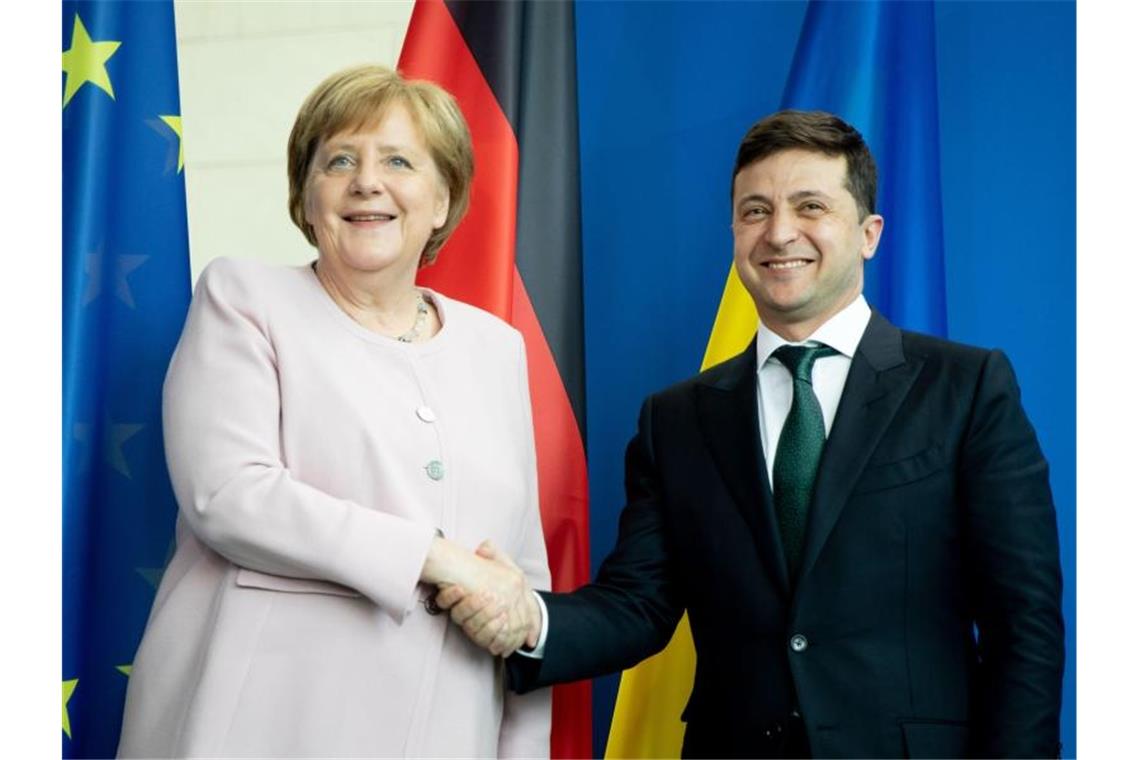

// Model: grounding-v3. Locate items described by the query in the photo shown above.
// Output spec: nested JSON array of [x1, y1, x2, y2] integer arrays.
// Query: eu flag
[[62, 1, 190, 755], [783, 0, 948, 337]]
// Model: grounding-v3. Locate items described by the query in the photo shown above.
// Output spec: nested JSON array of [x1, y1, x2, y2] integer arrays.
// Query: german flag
[[398, 1, 591, 757]]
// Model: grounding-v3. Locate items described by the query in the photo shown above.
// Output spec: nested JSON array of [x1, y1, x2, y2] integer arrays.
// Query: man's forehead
[[733, 149, 849, 198]]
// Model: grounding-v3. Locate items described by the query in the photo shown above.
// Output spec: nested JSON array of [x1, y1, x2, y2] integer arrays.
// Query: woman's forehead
[[319, 103, 430, 150]]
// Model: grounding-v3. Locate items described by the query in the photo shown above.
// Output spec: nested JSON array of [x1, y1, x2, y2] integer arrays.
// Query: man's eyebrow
[[788, 189, 835, 202], [736, 189, 836, 208], [736, 192, 771, 208]]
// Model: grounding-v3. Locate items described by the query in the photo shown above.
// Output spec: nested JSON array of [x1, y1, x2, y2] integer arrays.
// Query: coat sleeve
[[961, 349, 1064, 757], [162, 259, 436, 621], [507, 395, 685, 692], [498, 332, 553, 757]]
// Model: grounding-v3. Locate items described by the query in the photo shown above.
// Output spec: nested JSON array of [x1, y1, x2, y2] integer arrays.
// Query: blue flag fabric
[[62, 1, 190, 755], [782, 0, 947, 337]]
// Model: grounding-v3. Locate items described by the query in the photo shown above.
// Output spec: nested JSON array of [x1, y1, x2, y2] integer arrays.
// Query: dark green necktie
[[771, 343, 838, 579]]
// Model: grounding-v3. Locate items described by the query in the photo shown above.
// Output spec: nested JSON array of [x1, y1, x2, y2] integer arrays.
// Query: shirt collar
[[755, 294, 872, 369]]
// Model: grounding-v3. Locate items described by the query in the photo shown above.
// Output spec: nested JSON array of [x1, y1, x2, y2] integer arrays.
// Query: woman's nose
[[350, 163, 383, 195]]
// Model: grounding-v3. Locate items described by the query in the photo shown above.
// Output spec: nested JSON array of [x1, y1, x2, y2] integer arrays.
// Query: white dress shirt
[[756, 295, 871, 484], [522, 296, 873, 660]]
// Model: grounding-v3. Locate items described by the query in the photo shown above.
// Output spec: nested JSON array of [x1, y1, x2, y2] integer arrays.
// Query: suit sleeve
[[162, 260, 436, 621], [498, 332, 553, 757], [507, 396, 684, 692], [961, 349, 1064, 757]]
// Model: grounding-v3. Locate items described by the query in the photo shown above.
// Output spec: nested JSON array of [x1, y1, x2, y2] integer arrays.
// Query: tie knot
[[773, 343, 839, 382]]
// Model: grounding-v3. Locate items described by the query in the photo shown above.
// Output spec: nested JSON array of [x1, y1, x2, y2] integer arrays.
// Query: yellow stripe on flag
[[702, 267, 761, 370], [604, 265, 757, 758]]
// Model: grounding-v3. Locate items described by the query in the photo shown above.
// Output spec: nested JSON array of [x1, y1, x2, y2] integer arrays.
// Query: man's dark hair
[[732, 110, 877, 220]]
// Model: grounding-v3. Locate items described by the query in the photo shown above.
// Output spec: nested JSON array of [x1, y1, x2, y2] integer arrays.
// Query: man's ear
[[861, 214, 884, 261]]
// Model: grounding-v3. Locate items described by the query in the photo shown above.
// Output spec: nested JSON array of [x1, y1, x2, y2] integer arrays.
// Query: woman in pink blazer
[[117, 65, 551, 758]]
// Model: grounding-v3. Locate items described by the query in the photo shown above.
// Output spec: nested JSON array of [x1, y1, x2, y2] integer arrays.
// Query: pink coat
[[117, 258, 552, 757]]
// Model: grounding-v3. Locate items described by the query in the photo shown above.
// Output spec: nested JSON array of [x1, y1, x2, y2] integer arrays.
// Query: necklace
[[397, 292, 429, 343], [311, 261, 428, 343]]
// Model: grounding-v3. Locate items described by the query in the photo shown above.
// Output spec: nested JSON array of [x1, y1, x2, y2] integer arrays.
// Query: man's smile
[[763, 258, 813, 271]]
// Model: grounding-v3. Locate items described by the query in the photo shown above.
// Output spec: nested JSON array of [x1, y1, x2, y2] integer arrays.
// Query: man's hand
[[433, 541, 541, 656]]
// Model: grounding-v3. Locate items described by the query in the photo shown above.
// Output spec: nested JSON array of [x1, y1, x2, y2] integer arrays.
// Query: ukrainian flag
[[605, 2, 948, 755]]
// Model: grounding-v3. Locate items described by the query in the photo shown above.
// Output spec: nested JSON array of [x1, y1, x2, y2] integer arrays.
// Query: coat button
[[425, 460, 445, 480], [422, 590, 443, 615], [416, 406, 437, 423], [789, 634, 809, 652]]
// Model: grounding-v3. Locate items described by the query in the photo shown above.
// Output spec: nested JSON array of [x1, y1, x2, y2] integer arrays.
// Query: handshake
[[422, 536, 542, 658]]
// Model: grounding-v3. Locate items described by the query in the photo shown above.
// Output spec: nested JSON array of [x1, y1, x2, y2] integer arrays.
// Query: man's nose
[[764, 208, 799, 249]]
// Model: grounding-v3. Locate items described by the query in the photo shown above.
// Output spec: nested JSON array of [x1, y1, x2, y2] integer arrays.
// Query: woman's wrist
[[421, 534, 461, 586]]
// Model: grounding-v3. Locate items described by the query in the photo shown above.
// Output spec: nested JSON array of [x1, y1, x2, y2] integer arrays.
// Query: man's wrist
[[515, 590, 549, 659]]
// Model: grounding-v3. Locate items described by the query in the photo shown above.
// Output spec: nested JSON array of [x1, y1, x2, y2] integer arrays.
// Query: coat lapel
[[696, 340, 791, 597], [795, 311, 922, 590]]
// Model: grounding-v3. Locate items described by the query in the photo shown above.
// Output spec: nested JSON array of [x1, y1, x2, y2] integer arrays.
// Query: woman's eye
[[386, 155, 412, 169], [327, 154, 354, 170]]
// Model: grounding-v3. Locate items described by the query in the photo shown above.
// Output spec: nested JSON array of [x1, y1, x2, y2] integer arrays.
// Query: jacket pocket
[[234, 566, 362, 597], [899, 719, 969, 759], [853, 445, 945, 495]]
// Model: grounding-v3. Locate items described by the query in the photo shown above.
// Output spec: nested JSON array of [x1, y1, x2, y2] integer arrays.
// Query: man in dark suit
[[439, 110, 1064, 758]]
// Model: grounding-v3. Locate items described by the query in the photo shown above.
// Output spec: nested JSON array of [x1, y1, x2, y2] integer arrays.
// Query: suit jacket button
[[425, 460, 445, 480], [416, 406, 437, 422], [790, 634, 809, 652]]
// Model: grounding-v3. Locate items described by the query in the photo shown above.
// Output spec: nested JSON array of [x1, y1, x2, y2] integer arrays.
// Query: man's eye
[[801, 202, 825, 213], [741, 207, 768, 220]]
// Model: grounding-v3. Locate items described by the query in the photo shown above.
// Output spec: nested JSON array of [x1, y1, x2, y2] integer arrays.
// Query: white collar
[[755, 295, 872, 369]]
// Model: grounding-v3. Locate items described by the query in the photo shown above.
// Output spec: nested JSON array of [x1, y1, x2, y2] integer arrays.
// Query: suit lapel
[[795, 311, 921, 590], [696, 340, 791, 597]]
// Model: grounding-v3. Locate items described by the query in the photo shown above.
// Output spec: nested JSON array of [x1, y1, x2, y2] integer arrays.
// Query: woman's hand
[[424, 538, 539, 656]]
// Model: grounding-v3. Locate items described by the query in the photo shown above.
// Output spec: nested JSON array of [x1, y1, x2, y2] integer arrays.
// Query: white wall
[[174, 0, 415, 283]]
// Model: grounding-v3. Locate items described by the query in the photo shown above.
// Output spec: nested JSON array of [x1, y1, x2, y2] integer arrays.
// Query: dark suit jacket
[[508, 311, 1064, 758]]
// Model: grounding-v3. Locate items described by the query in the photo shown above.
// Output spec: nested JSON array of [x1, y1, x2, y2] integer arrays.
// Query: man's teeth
[[767, 260, 809, 270]]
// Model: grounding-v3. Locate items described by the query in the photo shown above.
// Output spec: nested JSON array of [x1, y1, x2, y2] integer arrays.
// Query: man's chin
[[756, 297, 813, 323]]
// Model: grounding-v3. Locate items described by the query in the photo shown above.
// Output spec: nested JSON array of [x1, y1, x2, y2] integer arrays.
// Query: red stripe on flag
[[511, 268, 593, 759], [399, 2, 592, 757], [509, 268, 590, 592]]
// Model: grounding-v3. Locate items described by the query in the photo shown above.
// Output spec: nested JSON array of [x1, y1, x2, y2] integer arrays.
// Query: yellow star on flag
[[116, 664, 133, 677], [159, 115, 184, 173], [63, 678, 78, 739], [62, 14, 121, 108]]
